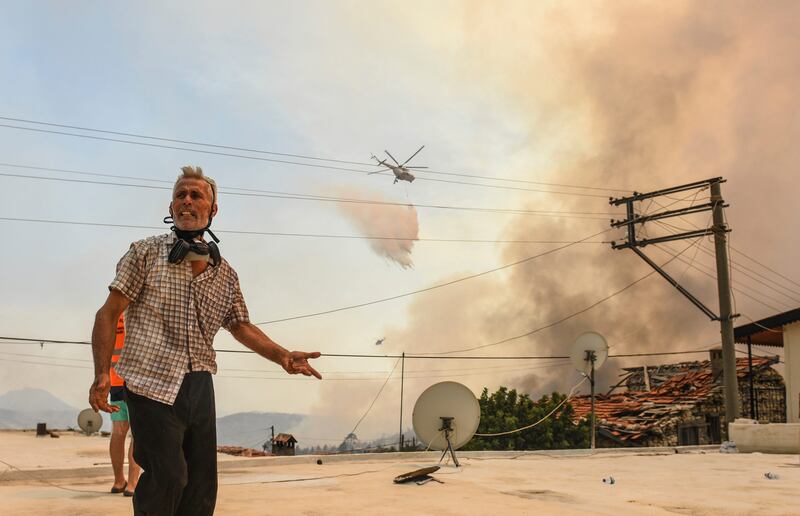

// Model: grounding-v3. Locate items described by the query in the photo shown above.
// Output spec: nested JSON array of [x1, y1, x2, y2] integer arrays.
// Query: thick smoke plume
[[333, 187, 419, 268], [304, 1, 800, 441], [454, 0, 800, 395]]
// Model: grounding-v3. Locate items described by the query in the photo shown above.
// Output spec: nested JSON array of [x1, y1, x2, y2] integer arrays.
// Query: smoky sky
[[293, 1, 800, 441], [333, 186, 419, 268]]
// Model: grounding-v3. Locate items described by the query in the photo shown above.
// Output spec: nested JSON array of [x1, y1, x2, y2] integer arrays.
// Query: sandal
[[110, 481, 127, 494]]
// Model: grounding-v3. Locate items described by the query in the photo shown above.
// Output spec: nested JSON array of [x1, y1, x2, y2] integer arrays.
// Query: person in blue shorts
[[109, 314, 140, 496]]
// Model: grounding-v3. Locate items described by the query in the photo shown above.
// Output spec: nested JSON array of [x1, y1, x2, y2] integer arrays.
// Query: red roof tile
[[568, 357, 777, 442]]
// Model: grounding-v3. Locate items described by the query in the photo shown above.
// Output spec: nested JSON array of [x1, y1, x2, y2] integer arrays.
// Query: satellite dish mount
[[586, 350, 598, 450], [570, 332, 609, 450], [438, 416, 461, 467], [413, 382, 480, 469]]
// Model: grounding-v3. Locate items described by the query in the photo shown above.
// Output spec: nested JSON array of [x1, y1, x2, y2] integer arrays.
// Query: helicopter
[[369, 145, 427, 184]]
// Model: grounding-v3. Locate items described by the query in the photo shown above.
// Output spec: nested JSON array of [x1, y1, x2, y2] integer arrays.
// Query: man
[[89, 166, 321, 515], [109, 314, 140, 496]]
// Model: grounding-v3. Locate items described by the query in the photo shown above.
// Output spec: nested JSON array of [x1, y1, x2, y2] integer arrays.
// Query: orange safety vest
[[110, 315, 125, 387]]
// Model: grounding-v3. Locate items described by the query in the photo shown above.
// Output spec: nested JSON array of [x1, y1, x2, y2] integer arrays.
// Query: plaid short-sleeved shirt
[[110, 232, 249, 405]]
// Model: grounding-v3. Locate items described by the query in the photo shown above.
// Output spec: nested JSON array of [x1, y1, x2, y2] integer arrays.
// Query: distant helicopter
[[369, 145, 427, 184], [375, 338, 385, 346]]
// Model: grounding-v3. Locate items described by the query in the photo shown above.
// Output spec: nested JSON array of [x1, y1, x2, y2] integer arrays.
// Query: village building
[[570, 352, 785, 447], [270, 433, 297, 456], [733, 307, 800, 422]]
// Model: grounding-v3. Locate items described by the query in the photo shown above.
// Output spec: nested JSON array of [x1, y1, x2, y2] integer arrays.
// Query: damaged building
[[569, 351, 785, 447]]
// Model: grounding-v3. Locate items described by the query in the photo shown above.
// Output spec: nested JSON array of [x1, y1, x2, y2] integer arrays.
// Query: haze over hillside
[[0, 388, 103, 430], [0, 389, 313, 445]]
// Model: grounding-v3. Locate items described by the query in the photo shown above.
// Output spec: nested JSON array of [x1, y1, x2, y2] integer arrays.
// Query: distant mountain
[[0, 388, 101, 430], [0, 388, 76, 412], [216, 411, 306, 448], [0, 389, 304, 440]]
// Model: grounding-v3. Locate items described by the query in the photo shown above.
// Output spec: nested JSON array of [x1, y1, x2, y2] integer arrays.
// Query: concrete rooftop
[[1, 430, 798, 515]]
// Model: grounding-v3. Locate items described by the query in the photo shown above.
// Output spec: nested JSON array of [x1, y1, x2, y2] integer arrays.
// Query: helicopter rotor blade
[[401, 145, 425, 166], [367, 168, 390, 175], [405, 166, 428, 169], [384, 150, 401, 166]]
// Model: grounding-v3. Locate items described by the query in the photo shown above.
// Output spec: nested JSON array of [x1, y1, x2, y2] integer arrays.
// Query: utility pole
[[610, 177, 740, 428], [263, 425, 275, 453], [398, 352, 405, 452], [710, 181, 740, 425], [588, 350, 596, 450]]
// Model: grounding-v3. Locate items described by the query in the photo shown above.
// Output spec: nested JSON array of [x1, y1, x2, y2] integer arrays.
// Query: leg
[[127, 437, 141, 493], [110, 420, 129, 491], [126, 387, 189, 516], [175, 373, 218, 516]]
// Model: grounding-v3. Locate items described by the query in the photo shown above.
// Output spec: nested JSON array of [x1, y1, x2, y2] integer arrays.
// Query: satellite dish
[[412, 381, 480, 467], [77, 409, 103, 435], [569, 331, 609, 375], [569, 331, 608, 450]]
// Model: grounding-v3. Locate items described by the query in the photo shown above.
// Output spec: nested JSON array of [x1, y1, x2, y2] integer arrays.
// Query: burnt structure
[[570, 354, 785, 447]]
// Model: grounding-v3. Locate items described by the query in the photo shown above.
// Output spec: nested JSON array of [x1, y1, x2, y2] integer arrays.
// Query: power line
[[650, 240, 789, 313], [0, 337, 727, 361], [0, 350, 561, 376], [0, 216, 610, 245], [0, 116, 633, 193], [0, 162, 619, 220], [730, 246, 800, 290], [219, 362, 574, 381], [416, 239, 697, 356], [348, 358, 400, 436], [223, 360, 570, 375], [254, 228, 612, 324], [0, 123, 614, 198], [649, 217, 797, 309], [652, 219, 800, 302], [649, 198, 800, 297], [474, 376, 588, 437]]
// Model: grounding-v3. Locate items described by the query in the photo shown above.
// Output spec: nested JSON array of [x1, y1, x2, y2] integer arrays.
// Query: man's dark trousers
[[125, 372, 217, 516]]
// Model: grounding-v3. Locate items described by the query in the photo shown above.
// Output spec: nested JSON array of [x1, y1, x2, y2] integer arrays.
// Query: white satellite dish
[[569, 331, 609, 375], [412, 381, 480, 467], [77, 408, 103, 435], [569, 331, 609, 450]]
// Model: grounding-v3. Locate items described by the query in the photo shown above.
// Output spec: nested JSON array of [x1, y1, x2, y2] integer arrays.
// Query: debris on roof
[[569, 356, 784, 446], [217, 445, 272, 457]]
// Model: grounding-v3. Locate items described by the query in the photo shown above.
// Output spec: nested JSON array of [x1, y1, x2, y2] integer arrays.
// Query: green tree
[[461, 386, 589, 451]]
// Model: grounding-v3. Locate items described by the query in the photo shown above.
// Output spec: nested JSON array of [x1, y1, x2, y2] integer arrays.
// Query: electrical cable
[[217, 361, 573, 381], [0, 123, 614, 198], [347, 358, 401, 438], [474, 376, 588, 437], [0, 216, 610, 245], [222, 464, 399, 486], [0, 116, 633, 193], [0, 458, 107, 494], [416, 239, 697, 356], [647, 201, 798, 312], [254, 227, 613, 325], [0, 337, 725, 360], [738, 313, 785, 334], [648, 198, 800, 298], [729, 245, 800, 290], [647, 219, 794, 310], [0, 163, 620, 220], [649, 238, 790, 313]]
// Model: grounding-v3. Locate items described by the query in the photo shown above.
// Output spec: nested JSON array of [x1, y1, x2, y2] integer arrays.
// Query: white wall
[[784, 321, 800, 423]]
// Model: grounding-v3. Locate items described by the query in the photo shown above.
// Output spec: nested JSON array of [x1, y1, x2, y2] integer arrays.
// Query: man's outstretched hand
[[88, 373, 120, 413], [282, 351, 322, 379]]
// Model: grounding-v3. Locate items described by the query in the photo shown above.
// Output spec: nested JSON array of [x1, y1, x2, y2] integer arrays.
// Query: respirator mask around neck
[[163, 215, 221, 266]]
